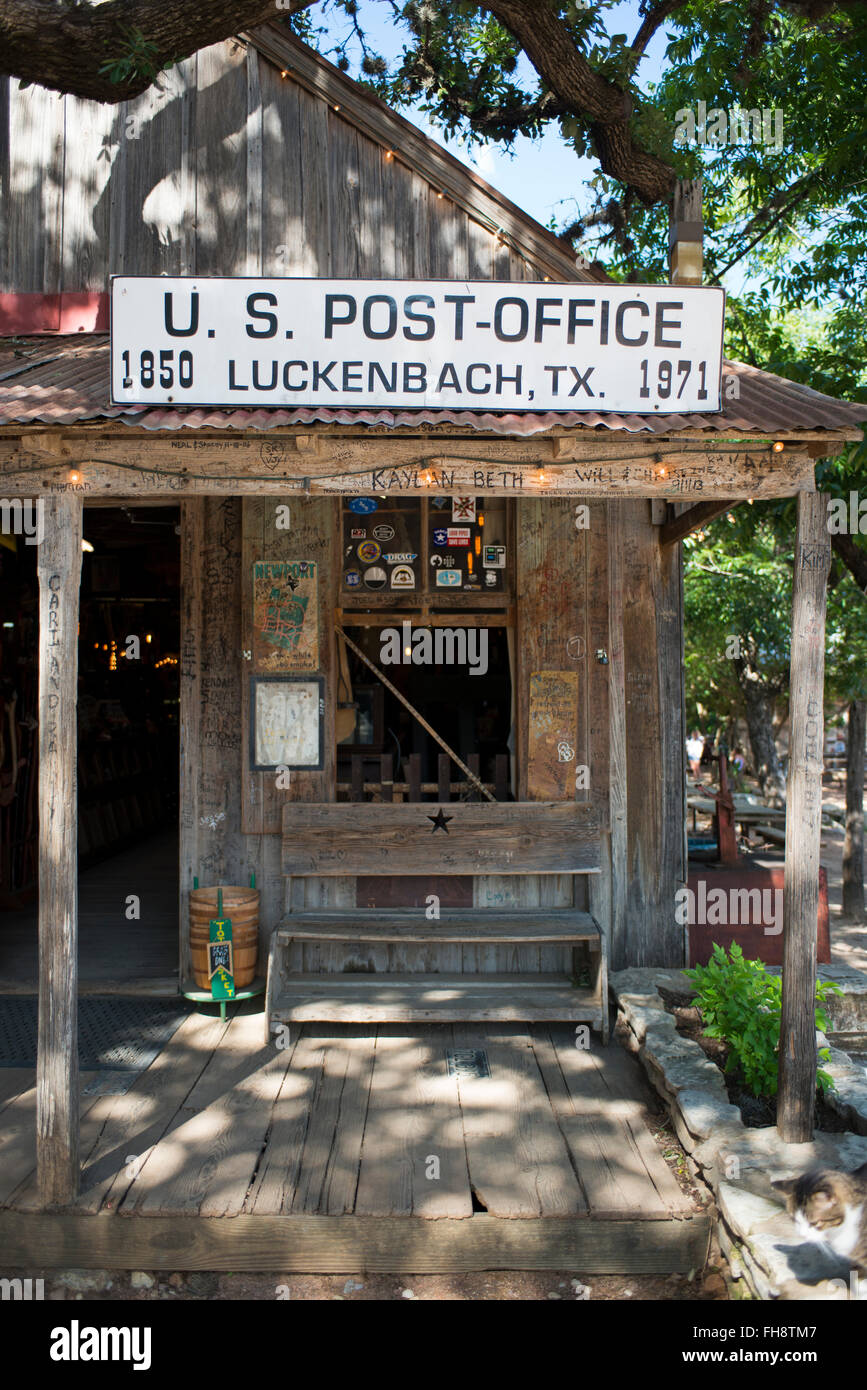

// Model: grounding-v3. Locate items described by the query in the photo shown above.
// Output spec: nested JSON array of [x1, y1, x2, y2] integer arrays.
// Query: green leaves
[[685, 943, 839, 1100]]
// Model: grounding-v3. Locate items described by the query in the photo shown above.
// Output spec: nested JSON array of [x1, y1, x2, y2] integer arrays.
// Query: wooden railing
[[337, 751, 510, 803]]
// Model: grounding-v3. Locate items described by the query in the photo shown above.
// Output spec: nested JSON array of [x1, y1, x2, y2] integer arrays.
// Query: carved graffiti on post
[[527, 670, 579, 800]]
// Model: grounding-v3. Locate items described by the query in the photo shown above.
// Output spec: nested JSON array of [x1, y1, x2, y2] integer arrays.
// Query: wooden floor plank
[[291, 1032, 360, 1215], [271, 975, 600, 1023], [353, 1029, 418, 1217], [408, 1026, 473, 1218], [540, 1028, 687, 1216], [0, 1068, 35, 1111], [0, 1074, 103, 1209], [318, 1031, 377, 1216], [560, 1033, 689, 1212], [130, 1013, 288, 1216], [76, 1010, 232, 1214], [453, 1025, 587, 1218], [245, 1029, 328, 1216]]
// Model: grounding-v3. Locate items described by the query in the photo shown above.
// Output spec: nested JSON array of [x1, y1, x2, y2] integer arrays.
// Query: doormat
[[0, 997, 191, 1093], [445, 1048, 491, 1080]]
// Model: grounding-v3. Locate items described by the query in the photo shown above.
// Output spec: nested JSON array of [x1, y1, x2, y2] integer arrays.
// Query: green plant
[[684, 943, 840, 1100], [99, 28, 169, 87]]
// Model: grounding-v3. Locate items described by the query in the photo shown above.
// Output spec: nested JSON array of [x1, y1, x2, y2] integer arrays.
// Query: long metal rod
[[336, 625, 496, 802]]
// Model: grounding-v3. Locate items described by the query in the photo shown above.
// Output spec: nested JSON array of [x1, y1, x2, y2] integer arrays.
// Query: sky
[[320, 0, 671, 233]]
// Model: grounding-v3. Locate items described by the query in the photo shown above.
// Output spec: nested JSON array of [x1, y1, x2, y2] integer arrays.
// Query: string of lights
[[2, 437, 792, 494]]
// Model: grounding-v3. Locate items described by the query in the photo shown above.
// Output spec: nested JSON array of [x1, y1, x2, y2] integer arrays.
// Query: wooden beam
[[281, 801, 600, 875], [777, 491, 830, 1143], [37, 492, 83, 1204], [659, 499, 737, 547], [0, 1210, 711, 1273]]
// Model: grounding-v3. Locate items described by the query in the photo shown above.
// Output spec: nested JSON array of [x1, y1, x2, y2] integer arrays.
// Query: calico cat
[[773, 1164, 867, 1269]]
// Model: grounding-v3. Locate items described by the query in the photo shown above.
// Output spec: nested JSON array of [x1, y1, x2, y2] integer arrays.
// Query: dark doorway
[[0, 505, 180, 993]]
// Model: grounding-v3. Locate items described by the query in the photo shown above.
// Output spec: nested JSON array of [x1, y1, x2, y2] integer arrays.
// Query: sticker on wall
[[350, 528, 367, 539], [252, 559, 319, 673], [344, 569, 361, 587], [432, 496, 450, 510], [356, 539, 382, 564], [372, 523, 395, 542], [348, 497, 378, 514], [436, 569, 462, 588], [390, 565, 415, 590], [430, 554, 455, 568], [385, 552, 417, 564], [484, 570, 497, 587], [452, 496, 476, 522], [483, 544, 506, 568], [447, 527, 470, 547], [363, 565, 388, 591], [433, 528, 448, 547]]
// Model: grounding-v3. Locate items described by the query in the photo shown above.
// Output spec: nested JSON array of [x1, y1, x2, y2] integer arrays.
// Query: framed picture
[[250, 675, 324, 771]]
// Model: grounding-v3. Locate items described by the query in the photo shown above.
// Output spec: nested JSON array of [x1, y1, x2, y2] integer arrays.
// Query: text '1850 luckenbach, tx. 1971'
[[110, 276, 725, 414]]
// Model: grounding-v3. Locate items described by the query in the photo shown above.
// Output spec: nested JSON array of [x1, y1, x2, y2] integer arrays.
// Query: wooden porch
[[0, 1006, 708, 1271]]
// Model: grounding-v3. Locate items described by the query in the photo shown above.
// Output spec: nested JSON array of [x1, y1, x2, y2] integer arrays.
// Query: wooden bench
[[265, 799, 608, 1040]]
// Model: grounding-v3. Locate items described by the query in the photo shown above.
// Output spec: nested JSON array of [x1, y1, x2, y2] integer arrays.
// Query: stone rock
[[640, 1032, 728, 1098], [186, 1271, 219, 1297], [168, 1273, 184, 1288], [54, 1269, 114, 1293], [610, 967, 696, 999], [717, 1182, 785, 1238], [130, 1271, 155, 1290], [678, 1089, 744, 1141]]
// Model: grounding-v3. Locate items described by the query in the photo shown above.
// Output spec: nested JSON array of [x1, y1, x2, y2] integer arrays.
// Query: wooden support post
[[669, 178, 703, 286], [777, 491, 830, 1142], [37, 492, 83, 1204]]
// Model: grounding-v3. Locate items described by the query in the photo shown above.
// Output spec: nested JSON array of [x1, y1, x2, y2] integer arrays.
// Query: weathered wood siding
[[1, 40, 536, 291], [617, 500, 685, 967]]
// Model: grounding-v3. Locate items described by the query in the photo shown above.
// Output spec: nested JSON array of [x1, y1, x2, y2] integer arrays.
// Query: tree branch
[[485, 0, 675, 202], [832, 532, 867, 595], [0, 0, 315, 102]]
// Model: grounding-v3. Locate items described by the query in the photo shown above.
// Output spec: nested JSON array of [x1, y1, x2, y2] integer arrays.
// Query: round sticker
[[363, 565, 387, 591], [372, 524, 395, 542], [357, 539, 381, 564], [344, 569, 361, 587], [348, 497, 378, 514]]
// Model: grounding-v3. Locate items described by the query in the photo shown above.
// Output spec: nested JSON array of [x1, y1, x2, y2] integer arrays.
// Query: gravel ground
[[16, 1263, 728, 1301]]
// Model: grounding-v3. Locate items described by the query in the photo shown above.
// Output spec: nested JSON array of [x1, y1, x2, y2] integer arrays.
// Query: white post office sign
[[111, 276, 725, 414]]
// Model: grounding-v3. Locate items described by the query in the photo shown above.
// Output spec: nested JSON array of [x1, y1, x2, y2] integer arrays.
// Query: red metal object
[[0, 292, 109, 335], [713, 752, 738, 865], [2, 333, 866, 434], [686, 865, 830, 966]]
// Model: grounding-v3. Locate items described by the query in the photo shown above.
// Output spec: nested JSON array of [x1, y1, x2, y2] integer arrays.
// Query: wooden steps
[[268, 974, 602, 1023], [266, 908, 608, 1035], [275, 908, 601, 944]]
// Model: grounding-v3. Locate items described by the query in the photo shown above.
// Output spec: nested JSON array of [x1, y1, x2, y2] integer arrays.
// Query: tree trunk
[[738, 674, 787, 804], [842, 698, 866, 921]]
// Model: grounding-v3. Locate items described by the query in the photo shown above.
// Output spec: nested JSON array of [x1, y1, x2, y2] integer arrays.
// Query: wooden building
[[0, 26, 865, 1246]]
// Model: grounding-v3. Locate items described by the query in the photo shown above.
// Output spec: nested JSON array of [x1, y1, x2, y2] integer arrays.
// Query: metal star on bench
[[427, 808, 453, 834]]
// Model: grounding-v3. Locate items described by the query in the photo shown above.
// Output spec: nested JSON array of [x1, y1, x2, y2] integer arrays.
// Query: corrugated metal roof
[[0, 334, 864, 436]]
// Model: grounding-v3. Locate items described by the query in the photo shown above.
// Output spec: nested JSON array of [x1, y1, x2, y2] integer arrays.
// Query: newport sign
[[111, 276, 725, 414]]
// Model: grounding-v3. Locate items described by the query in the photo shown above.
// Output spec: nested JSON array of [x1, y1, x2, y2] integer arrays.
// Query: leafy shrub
[[684, 943, 840, 1100]]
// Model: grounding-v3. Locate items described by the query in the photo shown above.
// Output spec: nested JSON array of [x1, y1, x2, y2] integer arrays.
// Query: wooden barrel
[[190, 886, 259, 990]]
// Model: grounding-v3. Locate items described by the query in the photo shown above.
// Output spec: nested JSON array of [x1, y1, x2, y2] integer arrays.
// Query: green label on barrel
[[208, 917, 235, 1000]]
